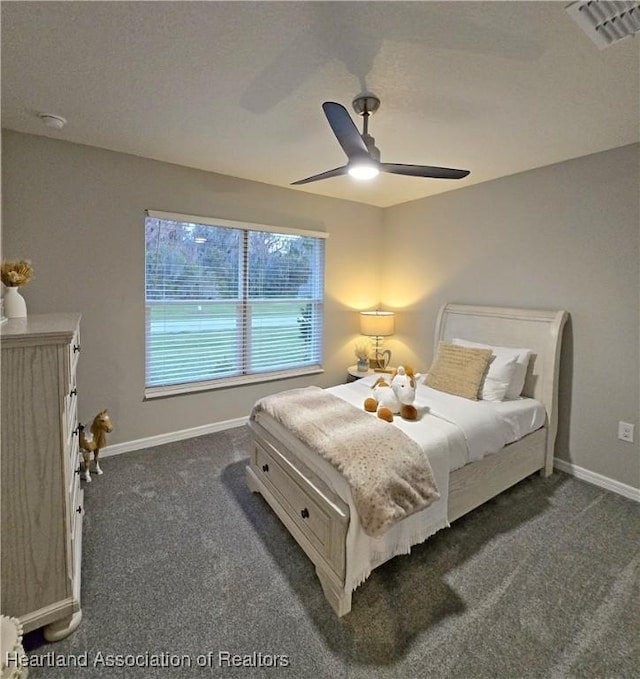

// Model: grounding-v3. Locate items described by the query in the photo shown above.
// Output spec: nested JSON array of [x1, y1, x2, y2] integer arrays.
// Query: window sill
[[144, 366, 324, 400]]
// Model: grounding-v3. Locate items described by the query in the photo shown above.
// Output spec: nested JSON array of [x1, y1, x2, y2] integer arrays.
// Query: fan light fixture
[[291, 94, 469, 186], [348, 162, 379, 180]]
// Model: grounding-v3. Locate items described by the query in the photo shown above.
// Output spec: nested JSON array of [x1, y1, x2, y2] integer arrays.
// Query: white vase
[[4, 286, 27, 318]]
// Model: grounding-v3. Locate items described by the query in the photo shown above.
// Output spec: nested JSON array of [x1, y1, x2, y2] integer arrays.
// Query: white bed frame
[[246, 303, 568, 616]]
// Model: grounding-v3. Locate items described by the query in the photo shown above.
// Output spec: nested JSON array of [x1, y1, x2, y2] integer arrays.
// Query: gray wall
[[382, 144, 639, 489], [1, 131, 383, 442], [2, 131, 638, 490]]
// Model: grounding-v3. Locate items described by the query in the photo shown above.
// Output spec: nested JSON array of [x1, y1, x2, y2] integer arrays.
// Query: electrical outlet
[[618, 421, 634, 443]]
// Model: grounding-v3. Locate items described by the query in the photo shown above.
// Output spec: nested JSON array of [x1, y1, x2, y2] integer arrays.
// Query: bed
[[246, 303, 568, 616]]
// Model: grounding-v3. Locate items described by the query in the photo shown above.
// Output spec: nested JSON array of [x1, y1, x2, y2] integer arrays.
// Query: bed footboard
[[246, 420, 351, 615], [247, 419, 548, 617]]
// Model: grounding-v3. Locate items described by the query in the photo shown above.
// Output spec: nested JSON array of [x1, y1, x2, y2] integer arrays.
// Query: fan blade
[[322, 102, 370, 161], [291, 165, 349, 185], [381, 163, 470, 180]]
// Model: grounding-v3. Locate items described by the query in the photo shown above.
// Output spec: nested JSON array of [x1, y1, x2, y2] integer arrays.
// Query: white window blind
[[144, 211, 327, 397]]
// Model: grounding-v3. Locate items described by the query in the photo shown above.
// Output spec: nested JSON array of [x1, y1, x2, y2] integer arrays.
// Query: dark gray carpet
[[22, 426, 640, 678]]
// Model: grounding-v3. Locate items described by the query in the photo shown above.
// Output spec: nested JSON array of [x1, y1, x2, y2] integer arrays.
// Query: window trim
[[144, 210, 328, 398], [145, 210, 329, 241]]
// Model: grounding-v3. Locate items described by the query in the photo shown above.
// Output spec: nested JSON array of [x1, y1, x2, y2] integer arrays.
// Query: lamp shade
[[359, 310, 395, 337]]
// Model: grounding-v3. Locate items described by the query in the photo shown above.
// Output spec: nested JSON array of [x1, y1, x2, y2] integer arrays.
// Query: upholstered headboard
[[435, 303, 568, 471]]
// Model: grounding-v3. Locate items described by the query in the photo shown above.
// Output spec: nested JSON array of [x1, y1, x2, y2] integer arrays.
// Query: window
[[144, 210, 326, 397]]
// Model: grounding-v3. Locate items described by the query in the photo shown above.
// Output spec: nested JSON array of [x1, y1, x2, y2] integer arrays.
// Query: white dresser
[[1, 313, 84, 641]]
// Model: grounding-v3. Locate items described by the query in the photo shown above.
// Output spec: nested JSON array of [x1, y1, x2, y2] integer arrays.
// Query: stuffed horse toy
[[364, 366, 421, 422], [79, 409, 114, 482], [364, 376, 400, 422], [390, 366, 421, 421]]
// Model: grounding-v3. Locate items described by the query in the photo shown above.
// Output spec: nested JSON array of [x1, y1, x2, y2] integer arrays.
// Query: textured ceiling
[[2, 1, 639, 208]]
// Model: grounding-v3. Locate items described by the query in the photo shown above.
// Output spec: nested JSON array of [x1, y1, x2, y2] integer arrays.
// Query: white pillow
[[451, 338, 532, 400], [481, 355, 518, 401]]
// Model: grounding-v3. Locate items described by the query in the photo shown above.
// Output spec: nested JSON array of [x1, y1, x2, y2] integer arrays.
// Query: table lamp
[[359, 310, 395, 369]]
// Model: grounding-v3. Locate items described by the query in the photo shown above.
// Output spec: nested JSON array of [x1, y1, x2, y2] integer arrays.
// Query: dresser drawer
[[69, 464, 82, 536], [65, 386, 78, 446], [65, 404, 80, 495], [68, 444, 81, 499], [71, 488, 83, 602], [71, 478, 83, 543], [66, 486, 83, 597], [68, 328, 81, 385], [64, 374, 78, 436], [252, 440, 347, 577]]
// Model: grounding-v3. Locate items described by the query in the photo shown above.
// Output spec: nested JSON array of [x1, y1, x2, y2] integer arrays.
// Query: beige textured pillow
[[424, 342, 493, 400]]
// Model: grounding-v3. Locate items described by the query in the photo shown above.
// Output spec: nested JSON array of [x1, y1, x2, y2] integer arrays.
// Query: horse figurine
[[79, 409, 114, 482]]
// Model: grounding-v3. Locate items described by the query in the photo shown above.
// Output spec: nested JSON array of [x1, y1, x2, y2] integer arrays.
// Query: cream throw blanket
[[250, 386, 440, 538]]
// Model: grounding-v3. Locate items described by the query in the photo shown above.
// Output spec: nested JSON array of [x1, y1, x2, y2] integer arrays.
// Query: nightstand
[[347, 365, 373, 382], [347, 365, 395, 383]]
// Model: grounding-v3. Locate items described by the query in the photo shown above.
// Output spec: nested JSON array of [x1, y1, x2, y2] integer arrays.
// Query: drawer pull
[[72, 425, 80, 437], [76, 506, 82, 514], [262, 463, 269, 473], [300, 508, 310, 520], [75, 467, 81, 475], [70, 387, 77, 397], [73, 344, 81, 353]]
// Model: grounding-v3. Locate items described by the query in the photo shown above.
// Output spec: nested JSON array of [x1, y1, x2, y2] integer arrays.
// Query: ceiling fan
[[292, 93, 470, 186]]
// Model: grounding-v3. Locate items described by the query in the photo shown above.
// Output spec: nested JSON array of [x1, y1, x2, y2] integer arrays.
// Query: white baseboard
[[554, 457, 640, 502], [101, 416, 249, 458]]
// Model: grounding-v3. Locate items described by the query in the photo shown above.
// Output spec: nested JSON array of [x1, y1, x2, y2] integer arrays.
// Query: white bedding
[[253, 375, 546, 594], [331, 374, 546, 471]]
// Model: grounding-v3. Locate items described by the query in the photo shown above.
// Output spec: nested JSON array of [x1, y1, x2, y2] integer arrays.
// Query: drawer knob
[[262, 463, 269, 473], [300, 508, 310, 520], [73, 344, 81, 353]]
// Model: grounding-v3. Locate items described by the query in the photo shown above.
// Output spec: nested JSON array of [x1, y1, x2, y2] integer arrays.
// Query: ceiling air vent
[[566, 1, 640, 49]]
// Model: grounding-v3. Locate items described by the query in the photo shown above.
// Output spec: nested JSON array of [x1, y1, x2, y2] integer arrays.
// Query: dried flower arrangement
[[1, 260, 33, 287], [354, 340, 370, 361]]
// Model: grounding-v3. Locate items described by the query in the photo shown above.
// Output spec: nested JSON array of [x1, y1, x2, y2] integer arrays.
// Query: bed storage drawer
[[254, 443, 331, 547], [247, 423, 349, 581]]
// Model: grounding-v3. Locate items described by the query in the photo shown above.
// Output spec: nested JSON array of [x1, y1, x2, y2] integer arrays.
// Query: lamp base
[[370, 350, 391, 370]]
